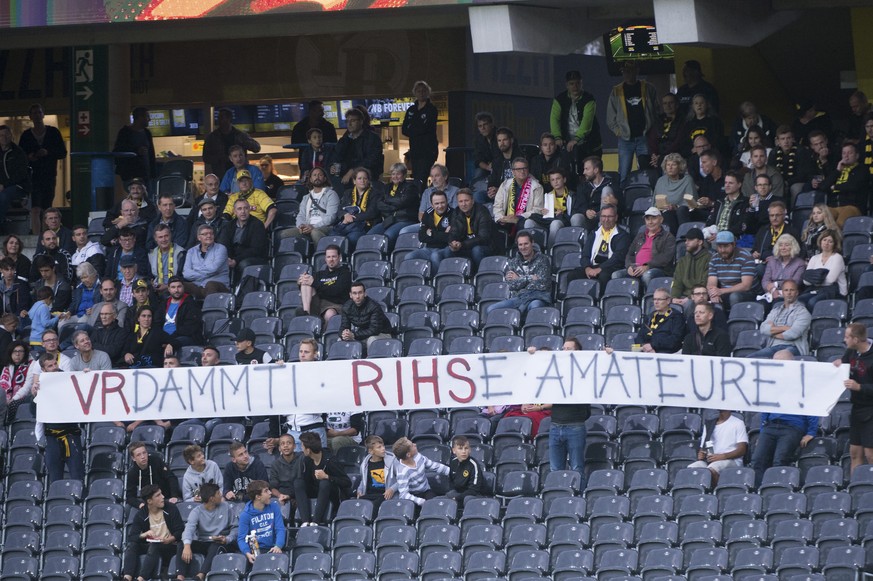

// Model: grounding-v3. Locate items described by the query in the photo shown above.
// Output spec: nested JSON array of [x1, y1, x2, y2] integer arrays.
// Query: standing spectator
[[258, 155, 284, 200], [279, 167, 339, 244], [682, 95, 724, 159], [682, 302, 731, 357], [340, 281, 392, 351], [799, 230, 847, 309], [834, 324, 873, 475], [606, 62, 657, 183], [470, 113, 499, 201], [632, 287, 686, 354], [402, 80, 439, 185], [15, 331, 70, 411], [848, 90, 871, 140], [332, 108, 383, 187], [291, 100, 338, 145], [175, 482, 236, 581], [181, 444, 223, 503], [113, 107, 155, 183], [746, 280, 810, 358], [203, 108, 261, 178], [671, 228, 711, 310], [572, 204, 630, 292], [294, 431, 352, 526], [35, 353, 83, 482], [392, 437, 449, 506], [485, 231, 551, 316], [0, 125, 32, 232], [123, 485, 184, 581], [546, 338, 591, 483], [237, 481, 285, 564], [446, 436, 488, 501], [19, 104, 67, 235], [792, 99, 834, 147], [125, 440, 181, 509], [268, 434, 300, 518], [676, 60, 720, 116], [687, 410, 748, 486], [550, 70, 602, 168], [356, 435, 398, 514], [224, 441, 269, 502], [615, 207, 675, 287], [706, 231, 758, 313]]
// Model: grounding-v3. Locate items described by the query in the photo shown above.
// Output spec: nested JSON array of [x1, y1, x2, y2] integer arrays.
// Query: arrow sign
[[77, 86, 93, 100], [77, 125, 90, 136]]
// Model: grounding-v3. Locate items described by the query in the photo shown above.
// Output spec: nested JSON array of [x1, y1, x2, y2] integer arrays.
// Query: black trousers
[[174, 540, 229, 577]]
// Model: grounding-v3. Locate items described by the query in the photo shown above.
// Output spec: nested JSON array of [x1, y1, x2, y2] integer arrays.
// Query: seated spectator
[[297, 244, 350, 321], [568, 156, 614, 231], [59, 262, 100, 332], [164, 353, 180, 368], [117, 255, 144, 307], [746, 280, 810, 359], [32, 254, 71, 312], [68, 329, 111, 371], [124, 305, 177, 368], [392, 436, 449, 506], [181, 444, 223, 503], [188, 173, 228, 225], [269, 434, 300, 518], [736, 126, 772, 170], [258, 155, 284, 200], [751, 201, 801, 265], [220, 145, 265, 194], [485, 231, 552, 316], [816, 141, 868, 227], [27, 286, 59, 348], [184, 224, 230, 298], [808, 130, 835, 187], [769, 125, 814, 204], [632, 287, 686, 353], [671, 229, 711, 310], [833, 324, 873, 474], [298, 127, 334, 184], [704, 171, 750, 245], [442, 188, 492, 271], [688, 410, 749, 486], [534, 167, 572, 240], [223, 169, 277, 229], [340, 281, 392, 351], [0, 257, 30, 316], [0, 312, 14, 353], [294, 431, 352, 526], [149, 224, 185, 292], [682, 302, 731, 357], [485, 127, 521, 204], [234, 328, 274, 365], [530, 132, 575, 192], [279, 167, 339, 243], [479, 405, 509, 432], [571, 204, 630, 292], [104, 177, 156, 230], [730, 101, 776, 156], [330, 167, 383, 247], [91, 303, 132, 367], [86, 278, 129, 328], [750, 350, 818, 487], [492, 157, 544, 238], [356, 435, 398, 514], [2, 234, 30, 281], [694, 150, 723, 217], [800, 229, 847, 308], [186, 197, 225, 251], [682, 284, 727, 330], [800, 204, 840, 258], [742, 145, 785, 200], [130, 279, 164, 326], [615, 207, 675, 287], [761, 234, 806, 303], [175, 482, 236, 581], [123, 484, 184, 581], [147, 193, 189, 251], [707, 231, 758, 312], [654, 153, 696, 234], [447, 435, 488, 501], [224, 441, 269, 502], [470, 113, 499, 201], [34, 352, 82, 483], [70, 223, 105, 278], [368, 163, 419, 249], [219, 198, 269, 279], [325, 410, 364, 453], [237, 480, 285, 564], [29, 228, 72, 283], [164, 277, 203, 347], [1, 340, 30, 406], [332, 108, 383, 187], [746, 174, 779, 233], [406, 190, 455, 271], [200, 345, 224, 367], [417, 164, 459, 221], [126, 440, 181, 509], [104, 227, 150, 282]]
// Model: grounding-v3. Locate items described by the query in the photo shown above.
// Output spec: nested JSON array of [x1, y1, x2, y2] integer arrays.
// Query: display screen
[[604, 24, 675, 76]]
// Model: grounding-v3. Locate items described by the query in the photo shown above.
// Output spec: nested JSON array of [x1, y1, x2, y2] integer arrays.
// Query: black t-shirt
[[365, 459, 386, 495], [624, 82, 646, 138], [235, 347, 271, 365]]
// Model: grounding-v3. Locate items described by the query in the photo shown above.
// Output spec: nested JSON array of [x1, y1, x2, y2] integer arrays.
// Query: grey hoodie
[[182, 501, 237, 544], [182, 459, 224, 502], [356, 450, 399, 497]]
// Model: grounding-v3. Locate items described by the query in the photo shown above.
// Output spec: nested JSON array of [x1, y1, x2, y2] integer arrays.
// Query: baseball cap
[[715, 231, 736, 244], [236, 169, 252, 181], [236, 328, 256, 343], [134, 279, 149, 291], [643, 207, 661, 217], [126, 177, 145, 189], [685, 227, 705, 241]]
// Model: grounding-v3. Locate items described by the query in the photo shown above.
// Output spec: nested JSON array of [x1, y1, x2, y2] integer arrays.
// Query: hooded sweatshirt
[[125, 453, 182, 508], [236, 499, 286, 554], [182, 501, 236, 544], [182, 459, 224, 501], [356, 450, 399, 497], [224, 456, 269, 499]]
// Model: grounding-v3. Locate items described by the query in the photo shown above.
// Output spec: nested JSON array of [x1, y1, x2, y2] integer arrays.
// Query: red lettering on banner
[[396, 360, 403, 406], [352, 361, 386, 406], [412, 358, 440, 405], [447, 358, 476, 403], [102, 372, 131, 414], [71, 374, 99, 415]]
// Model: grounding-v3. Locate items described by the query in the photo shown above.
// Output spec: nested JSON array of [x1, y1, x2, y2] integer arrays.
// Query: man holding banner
[[834, 323, 873, 474]]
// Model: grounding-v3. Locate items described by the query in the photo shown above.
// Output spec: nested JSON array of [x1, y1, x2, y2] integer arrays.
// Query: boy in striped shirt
[[391, 437, 449, 506]]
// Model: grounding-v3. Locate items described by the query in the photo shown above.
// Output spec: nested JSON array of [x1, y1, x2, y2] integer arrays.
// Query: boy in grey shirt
[[182, 444, 223, 502], [175, 483, 236, 581]]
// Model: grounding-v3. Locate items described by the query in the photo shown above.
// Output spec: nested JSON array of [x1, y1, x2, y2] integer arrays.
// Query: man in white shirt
[[688, 410, 749, 486]]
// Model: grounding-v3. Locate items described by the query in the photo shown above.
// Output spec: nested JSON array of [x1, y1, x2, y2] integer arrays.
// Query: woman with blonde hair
[[258, 155, 285, 200], [801, 203, 840, 257], [654, 152, 696, 233]]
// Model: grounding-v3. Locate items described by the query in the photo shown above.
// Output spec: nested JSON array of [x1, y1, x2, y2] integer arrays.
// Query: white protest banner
[[36, 351, 848, 423]]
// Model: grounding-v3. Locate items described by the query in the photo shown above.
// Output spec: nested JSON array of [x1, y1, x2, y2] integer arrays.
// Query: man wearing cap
[[550, 70, 602, 167], [223, 169, 276, 230], [707, 231, 758, 312], [104, 178, 156, 228], [90, 304, 132, 368], [146, 192, 189, 252], [607, 62, 658, 183], [203, 108, 261, 178], [104, 227, 151, 282], [187, 196, 225, 249], [117, 255, 143, 307], [705, 171, 751, 243], [131, 278, 164, 324], [164, 276, 203, 347], [572, 204, 630, 292], [235, 328, 274, 365], [671, 228, 712, 309], [183, 224, 230, 298], [219, 145, 265, 193], [218, 198, 269, 279], [614, 207, 675, 287], [149, 224, 185, 294], [676, 60, 720, 117]]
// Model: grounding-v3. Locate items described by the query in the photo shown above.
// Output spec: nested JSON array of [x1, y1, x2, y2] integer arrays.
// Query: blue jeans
[[470, 168, 490, 204], [549, 423, 587, 481], [486, 291, 551, 316], [746, 344, 801, 359], [0, 185, 26, 225], [751, 422, 804, 487], [331, 221, 366, 247], [407, 247, 443, 272], [434, 244, 490, 271], [287, 427, 328, 452], [617, 136, 649, 184], [369, 220, 415, 251], [611, 267, 666, 291]]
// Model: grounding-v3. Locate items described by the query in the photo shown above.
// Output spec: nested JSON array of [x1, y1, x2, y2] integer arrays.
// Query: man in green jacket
[[671, 227, 711, 312]]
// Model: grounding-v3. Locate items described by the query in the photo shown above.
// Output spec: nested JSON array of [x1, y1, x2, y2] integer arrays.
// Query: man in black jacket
[[816, 141, 869, 227], [407, 190, 455, 271], [104, 227, 151, 281], [486, 127, 522, 200], [30, 229, 72, 283], [122, 484, 184, 581], [293, 431, 352, 527], [340, 281, 391, 351], [439, 189, 491, 271], [633, 287, 686, 354], [571, 204, 630, 292], [146, 192, 189, 251], [91, 303, 134, 367], [332, 108, 383, 187], [125, 441, 181, 508], [217, 198, 268, 279], [0, 125, 32, 232], [163, 276, 203, 346]]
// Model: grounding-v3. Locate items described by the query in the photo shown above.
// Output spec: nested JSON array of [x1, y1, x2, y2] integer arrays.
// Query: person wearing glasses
[[492, 157, 544, 242], [632, 287, 686, 354]]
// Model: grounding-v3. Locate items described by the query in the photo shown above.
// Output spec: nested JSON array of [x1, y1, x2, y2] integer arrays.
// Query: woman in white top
[[799, 229, 847, 309]]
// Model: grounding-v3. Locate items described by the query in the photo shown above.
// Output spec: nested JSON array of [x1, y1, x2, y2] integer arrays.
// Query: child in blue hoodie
[[236, 479, 285, 564]]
